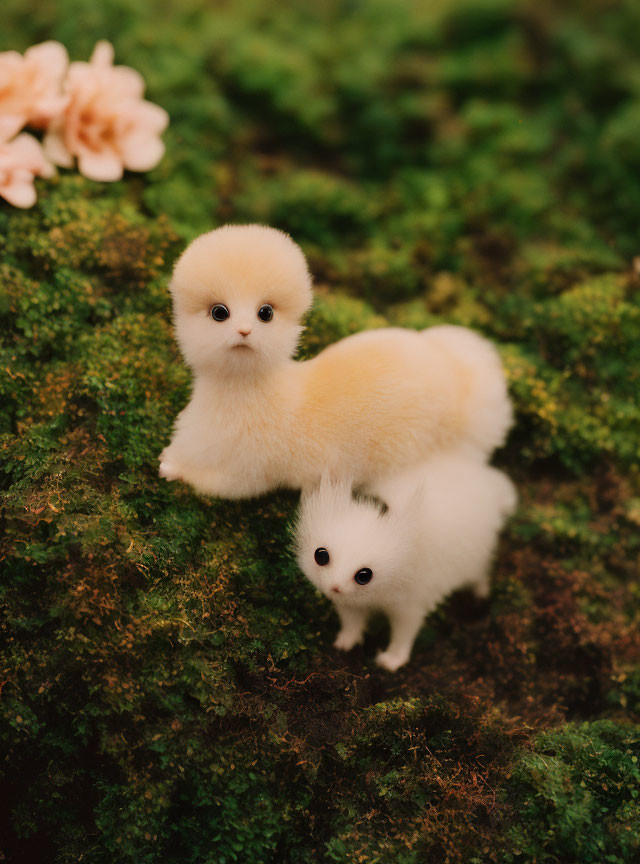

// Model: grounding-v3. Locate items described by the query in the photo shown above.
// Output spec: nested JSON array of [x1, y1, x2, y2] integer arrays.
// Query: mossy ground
[[2, 1, 640, 862]]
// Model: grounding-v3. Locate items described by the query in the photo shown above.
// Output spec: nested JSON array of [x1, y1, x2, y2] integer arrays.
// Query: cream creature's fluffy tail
[[422, 325, 513, 460], [491, 466, 518, 520]]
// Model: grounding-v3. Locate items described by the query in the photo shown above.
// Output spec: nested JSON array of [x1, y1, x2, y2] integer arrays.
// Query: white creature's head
[[294, 479, 416, 608], [170, 224, 313, 375]]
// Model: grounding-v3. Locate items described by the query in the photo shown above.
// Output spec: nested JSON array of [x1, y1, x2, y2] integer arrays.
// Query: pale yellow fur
[[160, 224, 513, 498]]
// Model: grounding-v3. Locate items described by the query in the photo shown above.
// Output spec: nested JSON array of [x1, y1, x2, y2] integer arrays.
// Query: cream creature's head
[[170, 224, 313, 375], [294, 479, 419, 608]]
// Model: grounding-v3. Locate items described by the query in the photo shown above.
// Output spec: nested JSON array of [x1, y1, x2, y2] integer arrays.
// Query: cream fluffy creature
[[159, 224, 513, 498], [294, 456, 517, 671]]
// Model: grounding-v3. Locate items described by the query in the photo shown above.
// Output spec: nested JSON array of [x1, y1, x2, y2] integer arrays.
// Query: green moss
[[608, 669, 640, 720], [2, 1, 640, 861], [300, 290, 387, 358], [234, 169, 376, 250], [504, 721, 640, 864]]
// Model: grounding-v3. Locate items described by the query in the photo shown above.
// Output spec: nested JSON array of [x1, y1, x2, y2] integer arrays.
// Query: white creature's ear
[[299, 485, 315, 507], [298, 475, 353, 526], [315, 473, 356, 505], [332, 473, 355, 493], [294, 476, 352, 561], [390, 477, 426, 527]]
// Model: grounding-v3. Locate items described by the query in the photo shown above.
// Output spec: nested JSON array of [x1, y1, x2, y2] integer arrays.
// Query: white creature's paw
[[375, 649, 409, 672], [334, 629, 363, 652], [159, 459, 180, 481]]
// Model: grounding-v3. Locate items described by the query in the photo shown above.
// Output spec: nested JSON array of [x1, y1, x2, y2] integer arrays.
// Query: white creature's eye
[[314, 547, 330, 566], [211, 304, 230, 321], [258, 304, 274, 322], [354, 567, 372, 585]]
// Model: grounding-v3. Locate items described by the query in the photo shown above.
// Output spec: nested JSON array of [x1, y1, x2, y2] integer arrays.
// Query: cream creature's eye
[[211, 304, 230, 322], [354, 567, 373, 585], [257, 304, 274, 322], [314, 547, 330, 566]]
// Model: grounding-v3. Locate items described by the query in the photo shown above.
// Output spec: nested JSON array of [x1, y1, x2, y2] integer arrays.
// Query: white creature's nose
[[331, 586, 341, 594], [238, 328, 251, 337]]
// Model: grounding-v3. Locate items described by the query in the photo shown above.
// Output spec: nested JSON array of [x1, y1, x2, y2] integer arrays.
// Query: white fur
[[294, 455, 517, 671], [160, 224, 513, 498]]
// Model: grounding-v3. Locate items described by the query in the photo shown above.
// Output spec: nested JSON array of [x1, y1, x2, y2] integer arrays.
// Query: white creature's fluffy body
[[294, 456, 517, 671], [160, 224, 513, 498]]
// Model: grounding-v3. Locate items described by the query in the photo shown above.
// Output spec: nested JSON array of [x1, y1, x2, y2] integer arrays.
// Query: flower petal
[[90, 41, 114, 68], [78, 147, 123, 182], [1, 176, 37, 208], [121, 133, 165, 171], [43, 129, 74, 168], [28, 94, 71, 127], [24, 41, 69, 80], [5, 134, 56, 178], [0, 114, 26, 142], [0, 49, 23, 66], [110, 66, 146, 99], [137, 100, 170, 134]]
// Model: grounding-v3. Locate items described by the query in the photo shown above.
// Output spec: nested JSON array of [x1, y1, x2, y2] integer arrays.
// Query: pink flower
[[44, 41, 169, 182], [0, 133, 55, 208], [0, 41, 69, 140]]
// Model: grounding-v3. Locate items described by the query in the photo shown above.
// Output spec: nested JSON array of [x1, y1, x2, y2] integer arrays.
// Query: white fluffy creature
[[159, 224, 513, 498], [294, 456, 517, 671]]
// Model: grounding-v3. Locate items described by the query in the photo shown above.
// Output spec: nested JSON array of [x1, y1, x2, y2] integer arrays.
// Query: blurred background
[[2, 2, 640, 863], [4, 0, 640, 260]]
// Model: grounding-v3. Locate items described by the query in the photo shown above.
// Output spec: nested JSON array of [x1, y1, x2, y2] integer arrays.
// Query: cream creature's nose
[[331, 586, 341, 594], [238, 328, 251, 337]]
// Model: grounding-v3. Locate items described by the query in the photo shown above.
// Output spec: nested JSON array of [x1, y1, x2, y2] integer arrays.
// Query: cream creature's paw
[[334, 629, 364, 652], [158, 458, 180, 481], [376, 648, 410, 672], [473, 578, 491, 600]]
